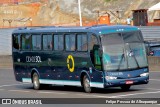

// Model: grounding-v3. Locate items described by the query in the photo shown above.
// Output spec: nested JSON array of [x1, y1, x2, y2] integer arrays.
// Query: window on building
[[77, 34, 88, 51], [65, 34, 76, 51], [13, 34, 21, 50], [54, 35, 64, 51], [43, 34, 52, 50], [22, 34, 31, 50], [32, 35, 41, 50]]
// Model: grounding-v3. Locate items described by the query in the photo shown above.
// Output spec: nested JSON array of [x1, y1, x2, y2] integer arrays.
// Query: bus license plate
[[126, 81, 133, 84]]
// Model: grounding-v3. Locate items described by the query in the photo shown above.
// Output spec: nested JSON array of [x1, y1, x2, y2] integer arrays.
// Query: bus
[[12, 25, 149, 93]]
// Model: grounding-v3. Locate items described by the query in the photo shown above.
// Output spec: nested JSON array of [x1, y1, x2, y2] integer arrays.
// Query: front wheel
[[83, 75, 92, 93], [120, 85, 131, 91]]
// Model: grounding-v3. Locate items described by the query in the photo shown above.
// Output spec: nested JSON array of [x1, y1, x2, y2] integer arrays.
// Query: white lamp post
[[78, 0, 82, 26]]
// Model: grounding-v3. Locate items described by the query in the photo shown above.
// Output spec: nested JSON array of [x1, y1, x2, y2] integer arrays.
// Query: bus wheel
[[120, 85, 131, 91], [83, 75, 91, 93], [32, 72, 41, 90]]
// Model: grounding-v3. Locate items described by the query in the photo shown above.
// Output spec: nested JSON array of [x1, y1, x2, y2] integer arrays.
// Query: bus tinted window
[[54, 35, 64, 51], [32, 35, 41, 50], [77, 34, 87, 51], [22, 34, 31, 50], [65, 34, 76, 51], [123, 32, 143, 42], [43, 35, 52, 50], [13, 35, 21, 50], [89, 35, 98, 50]]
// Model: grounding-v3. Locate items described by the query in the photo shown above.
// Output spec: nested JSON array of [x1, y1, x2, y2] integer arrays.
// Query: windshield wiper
[[117, 53, 125, 71], [128, 44, 140, 69]]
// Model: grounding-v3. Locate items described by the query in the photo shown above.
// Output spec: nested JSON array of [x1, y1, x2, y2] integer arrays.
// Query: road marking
[[8, 90, 30, 93], [150, 79, 160, 81], [109, 91, 160, 98], [0, 83, 31, 88], [75, 94, 109, 98], [37, 91, 67, 95]]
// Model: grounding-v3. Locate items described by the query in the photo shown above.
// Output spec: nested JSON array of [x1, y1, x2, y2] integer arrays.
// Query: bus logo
[[26, 56, 42, 63], [67, 55, 75, 72]]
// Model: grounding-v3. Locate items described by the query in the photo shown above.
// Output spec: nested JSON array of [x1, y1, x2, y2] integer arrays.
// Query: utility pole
[[78, 0, 82, 26]]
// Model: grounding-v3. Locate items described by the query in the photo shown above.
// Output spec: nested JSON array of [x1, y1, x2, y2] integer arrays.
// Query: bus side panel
[[13, 52, 30, 82]]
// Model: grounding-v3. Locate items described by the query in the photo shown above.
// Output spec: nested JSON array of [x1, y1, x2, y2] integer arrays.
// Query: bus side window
[[54, 35, 64, 51], [89, 35, 101, 70], [22, 34, 31, 50], [65, 34, 76, 51], [43, 34, 52, 50], [32, 35, 41, 50], [77, 34, 87, 51], [13, 34, 21, 50]]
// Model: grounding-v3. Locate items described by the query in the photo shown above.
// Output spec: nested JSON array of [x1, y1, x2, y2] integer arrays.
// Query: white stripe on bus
[[22, 78, 104, 88]]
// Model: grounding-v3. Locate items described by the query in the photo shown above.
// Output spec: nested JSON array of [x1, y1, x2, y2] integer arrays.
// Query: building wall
[[0, 28, 14, 55]]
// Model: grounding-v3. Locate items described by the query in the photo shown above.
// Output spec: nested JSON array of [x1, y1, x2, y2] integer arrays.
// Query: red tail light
[[149, 51, 154, 56]]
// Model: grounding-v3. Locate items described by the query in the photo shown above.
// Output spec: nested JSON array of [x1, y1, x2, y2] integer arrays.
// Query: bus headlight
[[106, 76, 117, 80], [140, 73, 149, 77]]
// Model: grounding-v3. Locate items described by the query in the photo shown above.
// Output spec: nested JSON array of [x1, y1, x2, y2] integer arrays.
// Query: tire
[[121, 85, 131, 91], [32, 72, 41, 90], [83, 75, 92, 93]]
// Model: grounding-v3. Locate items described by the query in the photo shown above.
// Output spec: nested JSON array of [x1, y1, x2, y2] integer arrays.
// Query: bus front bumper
[[104, 76, 149, 88]]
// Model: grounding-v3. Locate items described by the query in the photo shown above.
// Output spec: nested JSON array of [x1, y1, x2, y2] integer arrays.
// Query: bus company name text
[[26, 56, 42, 63]]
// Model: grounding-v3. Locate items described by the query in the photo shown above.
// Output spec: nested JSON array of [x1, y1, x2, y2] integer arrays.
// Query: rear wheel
[[83, 75, 92, 93], [32, 72, 41, 90], [120, 85, 131, 91]]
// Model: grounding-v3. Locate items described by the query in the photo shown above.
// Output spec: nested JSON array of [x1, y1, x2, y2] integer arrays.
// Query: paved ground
[[0, 69, 160, 106]]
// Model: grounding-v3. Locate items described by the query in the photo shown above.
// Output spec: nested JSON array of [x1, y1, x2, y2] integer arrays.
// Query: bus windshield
[[101, 31, 148, 71]]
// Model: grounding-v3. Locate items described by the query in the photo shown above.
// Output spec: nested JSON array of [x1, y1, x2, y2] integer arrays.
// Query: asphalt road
[[0, 68, 160, 106]]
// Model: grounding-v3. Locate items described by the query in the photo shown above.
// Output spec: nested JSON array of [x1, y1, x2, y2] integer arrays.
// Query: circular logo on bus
[[67, 55, 75, 72]]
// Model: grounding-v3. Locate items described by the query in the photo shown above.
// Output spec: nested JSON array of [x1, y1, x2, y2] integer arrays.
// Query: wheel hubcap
[[33, 76, 38, 87], [85, 78, 90, 89]]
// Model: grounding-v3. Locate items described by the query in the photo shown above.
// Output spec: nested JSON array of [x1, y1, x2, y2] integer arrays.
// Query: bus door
[[89, 34, 103, 83]]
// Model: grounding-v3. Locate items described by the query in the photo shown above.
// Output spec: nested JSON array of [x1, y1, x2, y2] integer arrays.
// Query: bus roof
[[12, 25, 140, 35]]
